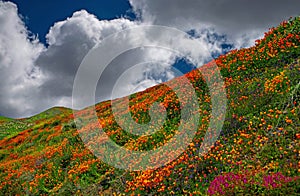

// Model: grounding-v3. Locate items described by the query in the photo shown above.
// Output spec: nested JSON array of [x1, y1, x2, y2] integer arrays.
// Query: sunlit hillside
[[0, 17, 299, 195]]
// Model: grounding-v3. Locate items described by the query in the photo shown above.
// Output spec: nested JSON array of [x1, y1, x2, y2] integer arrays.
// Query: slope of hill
[[0, 107, 72, 140], [0, 17, 299, 195]]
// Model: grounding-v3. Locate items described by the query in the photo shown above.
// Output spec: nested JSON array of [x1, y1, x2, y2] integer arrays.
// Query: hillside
[[0, 107, 72, 140], [0, 17, 299, 195]]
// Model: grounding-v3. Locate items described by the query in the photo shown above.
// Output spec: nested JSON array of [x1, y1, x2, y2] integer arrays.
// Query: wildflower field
[[0, 17, 299, 195]]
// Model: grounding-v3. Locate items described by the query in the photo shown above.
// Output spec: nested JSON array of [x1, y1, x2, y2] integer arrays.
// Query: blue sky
[[8, 0, 135, 44]]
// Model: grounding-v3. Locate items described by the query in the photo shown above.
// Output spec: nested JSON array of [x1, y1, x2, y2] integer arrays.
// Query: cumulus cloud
[[2, 0, 296, 118], [0, 3, 145, 118], [37, 10, 198, 111], [2, 2, 220, 118], [0, 1, 44, 118], [36, 10, 139, 108], [129, 0, 300, 47]]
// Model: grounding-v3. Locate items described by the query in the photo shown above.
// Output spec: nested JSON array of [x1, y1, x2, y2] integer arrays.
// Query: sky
[[0, 0, 299, 118], [8, 0, 136, 44]]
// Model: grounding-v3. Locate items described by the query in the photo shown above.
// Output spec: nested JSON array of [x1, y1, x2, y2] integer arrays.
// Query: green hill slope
[[0, 107, 72, 140], [0, 17, 299, 195]]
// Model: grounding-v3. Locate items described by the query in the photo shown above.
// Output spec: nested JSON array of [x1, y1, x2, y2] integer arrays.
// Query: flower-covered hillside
[[0, 17, 299, 195]]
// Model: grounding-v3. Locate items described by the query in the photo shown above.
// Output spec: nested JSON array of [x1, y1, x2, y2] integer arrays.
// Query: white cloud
[[1, 2, 207, 118], [37, 10, 184, 111], [0, 1, 44, 118], [2, 0, 296, 118], [36, 10, 139, 103], [0, 1, 140, 117]]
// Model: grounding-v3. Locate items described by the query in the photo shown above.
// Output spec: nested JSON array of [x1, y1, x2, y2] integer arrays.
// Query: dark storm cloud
[[130, 0, 300, 33], [129, 0, 300, 47]]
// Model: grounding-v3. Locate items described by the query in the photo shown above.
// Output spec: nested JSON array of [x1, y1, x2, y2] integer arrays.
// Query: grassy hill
[[0, 107, 72, 140], [0, 17, 299, 195]]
